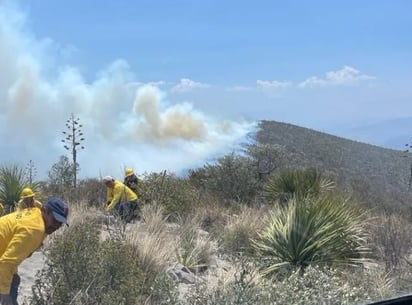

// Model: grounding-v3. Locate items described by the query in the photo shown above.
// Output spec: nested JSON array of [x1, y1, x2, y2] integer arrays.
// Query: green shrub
[[181, 264, 392, 305], [139, 171, 200, 220], [30, 218, 177, 305], [77, 178, 106, 207], [267, 266, 391, 305], [252, 195, 370, 276], [189, 153, 259, 203]]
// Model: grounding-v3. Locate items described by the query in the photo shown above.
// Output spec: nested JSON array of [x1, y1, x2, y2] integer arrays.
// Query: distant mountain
[[257, 120, 412, 213], [336, 117, 412, 150]]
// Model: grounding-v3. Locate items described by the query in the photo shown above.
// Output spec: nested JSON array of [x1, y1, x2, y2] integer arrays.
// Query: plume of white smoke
[[133, 86, 208, 142], [0, 2, 256, 179]]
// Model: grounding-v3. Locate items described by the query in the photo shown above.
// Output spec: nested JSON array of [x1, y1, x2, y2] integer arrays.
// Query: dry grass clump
[[200, 258, 263, 293], [191, 197, 230, 233], [181, 259, 266, 305], [174, 214, 215, 272], [126, 203, 176, 274], [367, 211, 412, 271], [67, 200, 100, 223], [220, 204, 270, 255], [141, 202, 170, 234]]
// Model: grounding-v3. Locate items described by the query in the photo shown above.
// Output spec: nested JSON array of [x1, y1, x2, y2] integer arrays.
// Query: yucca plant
[[0, 164, 28, 214], [264, 168, 334, 205], [252, 195, 370, 277]]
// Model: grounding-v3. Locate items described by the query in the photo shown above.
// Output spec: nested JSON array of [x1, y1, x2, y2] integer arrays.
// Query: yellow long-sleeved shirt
[[16, 199, 42, 210], [106, 180, 138, 211], [0, 208, 46, 294]]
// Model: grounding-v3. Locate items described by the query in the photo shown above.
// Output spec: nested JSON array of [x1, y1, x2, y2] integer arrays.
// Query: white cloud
[[256, 80, 292, 88], [225, 85, 253, 92], [299, 66, 375, 88], [147, 80, 166, 87], [171, 78, 210, 92], [126, 80, 166, 89]]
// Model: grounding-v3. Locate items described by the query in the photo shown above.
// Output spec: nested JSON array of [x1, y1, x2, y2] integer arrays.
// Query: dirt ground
[[18, 251, 45, 304]]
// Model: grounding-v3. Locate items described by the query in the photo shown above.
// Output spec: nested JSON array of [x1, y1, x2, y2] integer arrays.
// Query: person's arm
[[34, 200, 42, 209], [105, 187, 112, 208], [106, 184, 121, 211], [0, 227, 44, 295], [15, 200, 23, 210]]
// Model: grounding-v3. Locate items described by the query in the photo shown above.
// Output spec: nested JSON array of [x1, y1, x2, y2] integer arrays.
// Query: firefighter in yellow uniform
[[123, 168, 139, 194], [16, 188, 42, 210], [0, 198, 69, 305], [1, 188, 43, 305], [103, 176, 138, 222]]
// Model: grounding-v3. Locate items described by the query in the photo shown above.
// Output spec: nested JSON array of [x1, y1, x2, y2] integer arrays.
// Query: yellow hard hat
[[21, 187, 35, 199], [125, 168, 134, 177]]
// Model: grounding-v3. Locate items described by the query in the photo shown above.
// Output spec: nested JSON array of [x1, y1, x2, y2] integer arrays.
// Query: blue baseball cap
[[45, 197, 69, 225]]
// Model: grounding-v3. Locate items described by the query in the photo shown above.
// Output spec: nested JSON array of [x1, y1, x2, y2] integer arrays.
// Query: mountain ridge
[[257, 120, 412, 214]]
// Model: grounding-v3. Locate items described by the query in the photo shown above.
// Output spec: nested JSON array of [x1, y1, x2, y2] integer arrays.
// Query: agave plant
[[263, 168, 335, 205], [0, 164, 40, 214], [252, 195, 370, 276]]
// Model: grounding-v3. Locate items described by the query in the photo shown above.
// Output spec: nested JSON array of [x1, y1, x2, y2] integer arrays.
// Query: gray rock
[[167, 263, 196, 284]]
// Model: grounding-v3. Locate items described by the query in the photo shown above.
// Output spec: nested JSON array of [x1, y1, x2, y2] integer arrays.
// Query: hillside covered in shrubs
[[257, 120, 412, 214], [2, 120, 412, 305]]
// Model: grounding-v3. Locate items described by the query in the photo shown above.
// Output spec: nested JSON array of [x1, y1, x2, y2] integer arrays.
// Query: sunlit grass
[[127, 203, 176, 274], [221, 204, 270, 255]]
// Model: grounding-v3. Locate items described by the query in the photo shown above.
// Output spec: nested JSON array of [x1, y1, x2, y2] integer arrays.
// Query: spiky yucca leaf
[[0, 165, 27, 213], [264, 168, 334, 204], [252, 196, 369, 276], [0, 164, 41, 214]]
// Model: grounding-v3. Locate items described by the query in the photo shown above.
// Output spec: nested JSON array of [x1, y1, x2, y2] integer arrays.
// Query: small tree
[[61, 113, 85, 188], [246, 143, 287, 180], [48, 155, 76, 197]]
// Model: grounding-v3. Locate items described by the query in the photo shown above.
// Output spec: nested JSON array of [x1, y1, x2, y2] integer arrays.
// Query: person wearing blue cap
[[0, 197, 69, 305]]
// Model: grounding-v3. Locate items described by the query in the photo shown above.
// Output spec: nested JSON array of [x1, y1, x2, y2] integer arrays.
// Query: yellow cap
[[125, 168, 134, 177], [21, 187, 35, 199]]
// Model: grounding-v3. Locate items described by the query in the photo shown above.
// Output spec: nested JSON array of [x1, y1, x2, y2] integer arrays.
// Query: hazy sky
[[1, 0, 411, 180]]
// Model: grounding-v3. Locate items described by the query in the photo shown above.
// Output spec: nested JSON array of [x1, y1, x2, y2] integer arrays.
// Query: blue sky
[[24, 0, 411, 82], [1, 0, 411, 179]]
